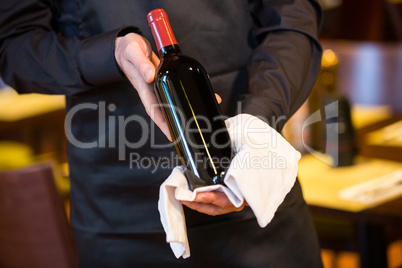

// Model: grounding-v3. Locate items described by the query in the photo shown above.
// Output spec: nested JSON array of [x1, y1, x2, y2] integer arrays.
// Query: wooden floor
[[321, 240, 402, 268]]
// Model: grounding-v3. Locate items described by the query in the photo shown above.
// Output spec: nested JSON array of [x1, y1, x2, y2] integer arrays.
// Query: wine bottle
[[147, 9, 232, 190]]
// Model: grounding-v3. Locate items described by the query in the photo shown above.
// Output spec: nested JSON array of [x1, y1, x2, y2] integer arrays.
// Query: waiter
[[0, 0, 323, 267]]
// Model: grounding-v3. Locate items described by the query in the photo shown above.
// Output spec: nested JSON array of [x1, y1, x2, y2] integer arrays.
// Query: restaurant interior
[[0, 0, 401, 267]]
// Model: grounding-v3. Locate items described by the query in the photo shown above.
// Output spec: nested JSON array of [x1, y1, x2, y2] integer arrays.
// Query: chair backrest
[[0, 162, 78, 268]]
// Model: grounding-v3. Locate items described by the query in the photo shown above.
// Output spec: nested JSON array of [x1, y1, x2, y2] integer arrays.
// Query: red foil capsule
[[147, 9, 178, 52]]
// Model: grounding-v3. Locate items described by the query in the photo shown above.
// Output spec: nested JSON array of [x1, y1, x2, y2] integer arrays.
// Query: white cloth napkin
[[158, 114, 301, 259]]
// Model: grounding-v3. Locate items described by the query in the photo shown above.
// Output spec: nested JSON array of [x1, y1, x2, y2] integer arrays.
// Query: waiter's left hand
[[181, 192, 246, 216]]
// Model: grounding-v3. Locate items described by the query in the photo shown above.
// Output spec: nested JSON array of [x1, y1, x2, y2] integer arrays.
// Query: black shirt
[[0, 0, 323, 266]]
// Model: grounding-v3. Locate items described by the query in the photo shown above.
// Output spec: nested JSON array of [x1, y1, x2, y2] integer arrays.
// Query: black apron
[[57, 0, 324, 266]]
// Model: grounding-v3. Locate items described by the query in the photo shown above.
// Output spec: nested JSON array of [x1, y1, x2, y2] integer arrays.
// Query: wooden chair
[[0, 162, 78, 268]]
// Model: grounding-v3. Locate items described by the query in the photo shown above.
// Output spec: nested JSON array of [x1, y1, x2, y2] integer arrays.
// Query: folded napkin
[[158, 114, 301, 259]]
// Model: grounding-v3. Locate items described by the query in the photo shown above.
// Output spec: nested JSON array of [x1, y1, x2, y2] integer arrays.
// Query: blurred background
[[283, 1, 402, 267], [320, 0, 401, 41], [0, 0, 401, 267]]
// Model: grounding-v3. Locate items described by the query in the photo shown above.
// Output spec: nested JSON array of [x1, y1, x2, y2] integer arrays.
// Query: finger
[[149, 102, 172, 141], [151, 52, 160, 67], [194, 192, 233, 208], [123, 37, 156, 83], [215, 93, 222, 104], [181, 201, 226, 216], [115, 34, 156, 83], [181, 200, 245, 216], [134, 81, 172, 141], [130, 54, 155, 83], [147, 52, 161, 83], [121, 60, 172, 141]]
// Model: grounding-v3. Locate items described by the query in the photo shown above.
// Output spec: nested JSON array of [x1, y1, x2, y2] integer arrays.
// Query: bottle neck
[[147, 9, 179, 57], [159, 44, 181, 59]]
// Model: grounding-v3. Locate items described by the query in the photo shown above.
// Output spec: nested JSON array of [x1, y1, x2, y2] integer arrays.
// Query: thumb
[[136, 39, 157, 83], [133, 52, 156, 83], [142, 65, 155, 84]]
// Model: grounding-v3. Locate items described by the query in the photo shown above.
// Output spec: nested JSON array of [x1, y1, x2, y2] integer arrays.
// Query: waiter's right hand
[[114, 33, 172, 141], [114, 33, 222, 142]]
